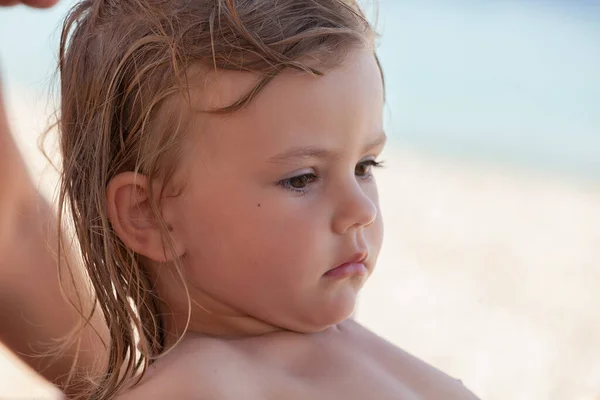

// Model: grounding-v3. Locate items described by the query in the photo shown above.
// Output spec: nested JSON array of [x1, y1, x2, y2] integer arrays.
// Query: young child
[[55, 0, 480, 398]]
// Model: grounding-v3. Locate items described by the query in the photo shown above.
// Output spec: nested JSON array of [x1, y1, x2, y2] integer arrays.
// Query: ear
[[106, 172, 185, 262]]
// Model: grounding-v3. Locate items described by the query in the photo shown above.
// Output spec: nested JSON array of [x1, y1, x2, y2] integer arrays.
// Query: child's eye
[[277, 173, 319, 194], [355, 159, 384, 179]]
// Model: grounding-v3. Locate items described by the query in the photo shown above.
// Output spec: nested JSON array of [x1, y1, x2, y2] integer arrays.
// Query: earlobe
[[106, 172, 185, 262]]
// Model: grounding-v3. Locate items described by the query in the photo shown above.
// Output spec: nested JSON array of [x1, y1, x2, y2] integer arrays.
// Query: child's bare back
[[121, 320, 477, 399]]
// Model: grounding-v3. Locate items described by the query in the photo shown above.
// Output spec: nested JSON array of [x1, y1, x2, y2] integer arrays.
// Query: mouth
[[324, 252, 369, 279]]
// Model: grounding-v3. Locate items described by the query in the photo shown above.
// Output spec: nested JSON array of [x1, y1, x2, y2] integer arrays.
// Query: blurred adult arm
[[0, 0, 108, 392]]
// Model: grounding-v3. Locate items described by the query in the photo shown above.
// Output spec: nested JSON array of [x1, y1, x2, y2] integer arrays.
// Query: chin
[[327, 295, 358, 325], [295, 292, 358, 333]]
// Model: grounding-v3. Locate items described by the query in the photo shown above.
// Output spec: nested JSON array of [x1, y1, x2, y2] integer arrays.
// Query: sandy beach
[[360, 151, 600, 400], [2, 93, 600, 399]]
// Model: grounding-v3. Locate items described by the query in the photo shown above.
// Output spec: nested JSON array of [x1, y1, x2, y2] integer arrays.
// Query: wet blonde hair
[[56, 0, 379, 398]]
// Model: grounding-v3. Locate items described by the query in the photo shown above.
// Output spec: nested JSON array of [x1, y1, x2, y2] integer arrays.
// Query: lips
[[324, 252, 368, 278], [346, 252, 367, 265]]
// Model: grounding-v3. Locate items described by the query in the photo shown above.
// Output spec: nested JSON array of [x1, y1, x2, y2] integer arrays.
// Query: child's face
[[168, 48, 385, 333]]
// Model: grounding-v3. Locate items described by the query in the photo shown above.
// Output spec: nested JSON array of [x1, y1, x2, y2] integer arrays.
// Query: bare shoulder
[[341, 320, 480, 400], [116, 336, 255, 400], [117, 324, 481, 400]]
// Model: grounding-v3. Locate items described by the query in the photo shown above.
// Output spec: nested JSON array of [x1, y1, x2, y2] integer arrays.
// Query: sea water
[[1, 0, 599, 181]]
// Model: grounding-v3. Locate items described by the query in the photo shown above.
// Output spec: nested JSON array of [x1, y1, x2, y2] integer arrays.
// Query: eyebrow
[[269, 132, 387, 163]]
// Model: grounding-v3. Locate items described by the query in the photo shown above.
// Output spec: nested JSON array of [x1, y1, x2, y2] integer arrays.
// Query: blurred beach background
[[1, 0, 599, 399]]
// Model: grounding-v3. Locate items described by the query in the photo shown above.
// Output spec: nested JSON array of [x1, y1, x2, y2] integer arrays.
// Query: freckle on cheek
[[257, 203, 261, 207]]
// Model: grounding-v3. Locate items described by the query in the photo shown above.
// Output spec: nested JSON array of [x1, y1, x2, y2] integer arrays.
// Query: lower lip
[[324, 262, 368, 279]]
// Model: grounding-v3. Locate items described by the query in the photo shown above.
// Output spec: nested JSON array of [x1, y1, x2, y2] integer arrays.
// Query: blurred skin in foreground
[[0, 0, 57, 7], [0, 0, 108, 395]]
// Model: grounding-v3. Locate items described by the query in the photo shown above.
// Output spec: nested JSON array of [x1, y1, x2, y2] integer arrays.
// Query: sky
[[1, 0, 599, 180]]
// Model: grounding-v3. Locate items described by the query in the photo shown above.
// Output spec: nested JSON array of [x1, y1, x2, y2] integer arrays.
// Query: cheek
[[177, 188, 327, 291], [365, 184, 384, 257], [370, 211, 384, 257], [238, 203, 328, 282]]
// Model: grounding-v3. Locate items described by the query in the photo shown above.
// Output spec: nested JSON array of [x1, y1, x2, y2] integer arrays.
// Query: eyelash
[[277, 159, 385, 195]]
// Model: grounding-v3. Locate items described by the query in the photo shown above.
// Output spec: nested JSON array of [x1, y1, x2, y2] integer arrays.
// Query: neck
[[160, 300, 285, 347], [150, 267, 286, 347]]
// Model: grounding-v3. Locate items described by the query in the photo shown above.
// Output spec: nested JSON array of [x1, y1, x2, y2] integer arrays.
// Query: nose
[[331, 180, 378, 234]]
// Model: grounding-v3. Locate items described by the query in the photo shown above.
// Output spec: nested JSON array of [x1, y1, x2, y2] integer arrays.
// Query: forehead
[[189, 49, 384, 159]]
